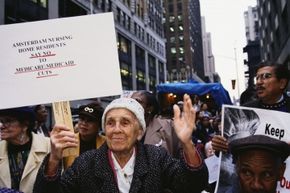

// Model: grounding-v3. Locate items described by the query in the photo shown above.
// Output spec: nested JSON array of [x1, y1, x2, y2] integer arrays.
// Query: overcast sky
[[200, 0, 257, 102]]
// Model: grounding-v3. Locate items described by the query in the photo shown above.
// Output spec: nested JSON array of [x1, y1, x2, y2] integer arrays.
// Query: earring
[[18, 132, 26, 144]]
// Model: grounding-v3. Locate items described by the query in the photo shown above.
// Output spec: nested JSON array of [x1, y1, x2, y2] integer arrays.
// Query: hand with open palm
[[173, 94, 197, 145]]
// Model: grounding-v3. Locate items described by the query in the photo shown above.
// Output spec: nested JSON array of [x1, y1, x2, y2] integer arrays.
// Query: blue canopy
[[156, 81, 232, 107]]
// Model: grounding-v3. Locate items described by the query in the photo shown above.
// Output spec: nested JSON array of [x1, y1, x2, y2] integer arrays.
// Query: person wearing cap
[[228, 135, 290, 193], [33, 94, 208, 193], [63, 102, 106, 169], [0, 107, 50, 193]]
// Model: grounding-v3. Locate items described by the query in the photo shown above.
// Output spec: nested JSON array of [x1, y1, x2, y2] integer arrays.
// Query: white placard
[[205, 155, 220, 184], [0, 13, 122, 109]]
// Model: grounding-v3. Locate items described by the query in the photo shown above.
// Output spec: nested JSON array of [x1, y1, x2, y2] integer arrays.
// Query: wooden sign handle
[[52, 101, 78, 157]]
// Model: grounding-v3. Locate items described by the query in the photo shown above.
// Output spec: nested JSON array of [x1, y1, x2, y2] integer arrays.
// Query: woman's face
[[104, 108, 143, 155], [0, 116, 27, 144], [77, 115, 100, 141]]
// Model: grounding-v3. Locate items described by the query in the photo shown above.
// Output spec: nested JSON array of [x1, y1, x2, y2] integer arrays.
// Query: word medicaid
[[265, 123, 284, 140]]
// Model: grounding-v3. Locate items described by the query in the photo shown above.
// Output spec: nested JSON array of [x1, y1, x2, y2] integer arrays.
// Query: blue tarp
[[156, 81, 232, 107]]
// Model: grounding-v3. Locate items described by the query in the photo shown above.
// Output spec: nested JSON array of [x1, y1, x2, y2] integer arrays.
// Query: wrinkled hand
[[49, 125, 78, 162], [211, 135, 228, 153], [173, 94, 196, 144]]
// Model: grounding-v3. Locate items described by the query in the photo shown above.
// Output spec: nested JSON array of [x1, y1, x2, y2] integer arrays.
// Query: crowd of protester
[[0, 61, 290, 193]]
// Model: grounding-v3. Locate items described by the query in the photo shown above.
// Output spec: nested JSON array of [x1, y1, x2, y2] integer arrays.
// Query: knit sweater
[[33, 142, 208, 193]]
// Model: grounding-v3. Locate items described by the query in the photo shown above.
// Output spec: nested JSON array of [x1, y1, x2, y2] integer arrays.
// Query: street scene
[[0, 0, 290, 193]]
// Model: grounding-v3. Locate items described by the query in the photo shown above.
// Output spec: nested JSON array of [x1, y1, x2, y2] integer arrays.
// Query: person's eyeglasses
[[255, 73, 274, 81], [0, 117, 18, 127]]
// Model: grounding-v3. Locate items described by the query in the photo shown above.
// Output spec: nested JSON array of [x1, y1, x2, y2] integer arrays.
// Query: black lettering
[[265, 123, 271, 135], [279, 129, 285, 140]]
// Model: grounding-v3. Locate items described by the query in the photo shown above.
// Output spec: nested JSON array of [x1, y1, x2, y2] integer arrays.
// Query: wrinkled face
[[236, 149, 285, 193], [0, 116, 27, 143], [255, 66, 287, 103], [78, 115, 99, 141], [105, 108, 143, 154]]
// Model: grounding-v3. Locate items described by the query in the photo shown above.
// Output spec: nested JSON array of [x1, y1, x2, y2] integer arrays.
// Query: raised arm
[[173, 94, 201, 166]]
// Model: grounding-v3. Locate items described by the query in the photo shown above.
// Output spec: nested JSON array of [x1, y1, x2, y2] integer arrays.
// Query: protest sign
[[215, 105, 290, 193], [0, 13, 122, 109], [205, 155, 220, 184]]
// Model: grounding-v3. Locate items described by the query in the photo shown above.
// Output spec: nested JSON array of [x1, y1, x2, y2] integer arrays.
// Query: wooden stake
[[52, 101, 78, 157]]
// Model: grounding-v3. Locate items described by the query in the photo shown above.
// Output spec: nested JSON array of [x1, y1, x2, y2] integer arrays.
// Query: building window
[[5, 0, 49, 23], [124, 0, 130, 7], [118, 34, 131, 54], [170, 36, 175, 43], [179, 35, 184, 41], [179, 47, 184, 54], [137, 70, 146, 89], [171, 47, 176, 54], [120, 61, 132, 90], [148, 54, 155, 70], [168, 4, 174, 12], [136, 46, 145, 62], [117, 7, 121, 23], [169, 15, 175, 22], [281, 0, 286, 11], [149, 75, 156, 90], [159, 61, 164, 74], [177, 2, 182, 12], [170, 27, 174, 32], [125, 15, 131, 31], [39, 0, 47, 7], [274, 15, 279, 30], [120, 62, 131, 77], [136, 0, 144, 19]]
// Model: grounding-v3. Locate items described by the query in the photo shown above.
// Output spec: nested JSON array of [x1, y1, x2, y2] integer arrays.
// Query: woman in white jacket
[[0, 107, 50, 193]]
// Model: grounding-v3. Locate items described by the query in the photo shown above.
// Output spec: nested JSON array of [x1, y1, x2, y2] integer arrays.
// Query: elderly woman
[[33, 94, 208, 193], [0, 107, 50, 193]]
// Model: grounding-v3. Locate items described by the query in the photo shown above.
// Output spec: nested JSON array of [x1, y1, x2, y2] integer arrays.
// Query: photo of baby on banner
[[215, 105, 290, 193]]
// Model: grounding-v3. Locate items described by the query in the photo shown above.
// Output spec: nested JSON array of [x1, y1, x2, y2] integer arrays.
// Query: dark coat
[[243, 94, 290, 112], [33, 142, 208, 193]]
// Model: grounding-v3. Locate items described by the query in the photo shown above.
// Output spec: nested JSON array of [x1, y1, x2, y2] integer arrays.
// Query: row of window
[[116, 6, 165, 57], [258, 0, 289, 62], [118, 34, 165, 90], [30, 0, 47, 8], [120, 62, 162, 91]]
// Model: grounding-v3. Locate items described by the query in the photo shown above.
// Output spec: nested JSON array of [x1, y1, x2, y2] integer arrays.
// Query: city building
[[243, 6, 261, 90], [1, 0, 167, 92], [257, 0, 290, 66], [164, 0, 205, 82], [244, 6, 259, 42], [201, 16, 215, 82]]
